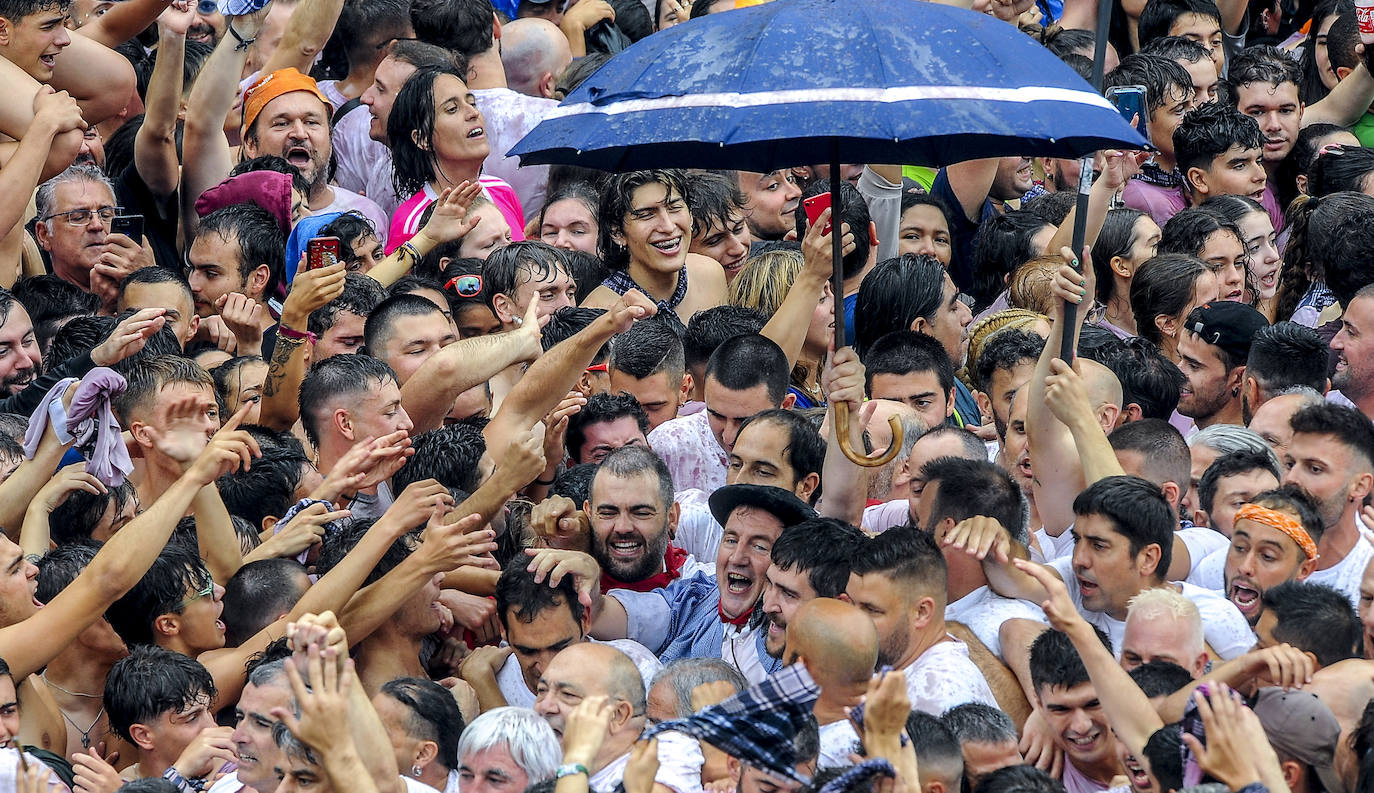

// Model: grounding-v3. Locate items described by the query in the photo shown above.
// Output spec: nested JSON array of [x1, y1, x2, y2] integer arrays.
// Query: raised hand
[[416, 509, 499, 573], [170, 726, 237, 780], [71, 748, 122, 793], [90, 307, 167, 367], [418, 181, 484, 244], [1015, 557, 1085, 633], [183, 400, 261, 483], [1042, 359, 1094, 433], [529, 494, 591, 549], [33, 461, 106, 513], [524, 548, 600, 607], [942, 515, 1013, 563], [214, 292, 266, 354], [561, 695, 614, 768], [281, 260, 347, 329], [272, 641, 355, 758], [381, 478, 456, 534]]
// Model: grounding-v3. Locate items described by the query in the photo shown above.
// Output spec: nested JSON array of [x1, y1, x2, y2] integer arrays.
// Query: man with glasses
[[34, 164, 151, 308]]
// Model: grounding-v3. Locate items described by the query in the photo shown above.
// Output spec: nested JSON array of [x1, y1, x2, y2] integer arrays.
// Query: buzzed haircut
[[483, 241, 571, 311], [594, 444, 675, 512], [863, 330, 956, 398], [1108, 418, 1192, 498], [770, 517, 865, 598], [609, 315, 686, 381], [917, 425, 990, 461], [904, 712, 965, 791], [221, 559, 309, 647], [542, 306, 607, 356], [117, 265, 195, 306], [848, 526, 948, 603], [1245, 322, 1328, 396], [1261, 581, 1359, 668], [363, 293, 447, 354], [1197, 449, 1282, 517], [298, 354, 401, 446], [942, 702, 1018, 746], [683, 306, 766, 373], [704, 334, 790, 405], [1138, 0, 1222, 48], [1104, 53, 1194, 117], [1173, 103, 1265, 180], [111, 354, 213, 426], [105, 645, 216, 743], [1289, 402, 1374, 471], [309, 273, 388, 337], [919, 457, 1028, 543], [566, 392, 649, 461], [1029, 626, 1112, 695], [1072, 476, 1176, 579]]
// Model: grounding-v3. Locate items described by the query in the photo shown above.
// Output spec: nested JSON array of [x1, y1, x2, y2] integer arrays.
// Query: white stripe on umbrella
[[544, 84, 1116, 120]]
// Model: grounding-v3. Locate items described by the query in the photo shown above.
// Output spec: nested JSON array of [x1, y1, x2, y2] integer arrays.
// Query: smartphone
[[803, 192, 833, 235], [110, 214, 144, 245], [306, 236, 341, 271], [1105, 85, 1151, 146]]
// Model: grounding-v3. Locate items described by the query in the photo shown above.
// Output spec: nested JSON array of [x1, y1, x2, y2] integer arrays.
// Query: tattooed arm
[[259, 262, 347, 432]]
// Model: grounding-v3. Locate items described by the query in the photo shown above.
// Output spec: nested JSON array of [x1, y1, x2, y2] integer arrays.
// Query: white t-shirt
[[1186, 547, 1227, 592], [495, 638, 662, 708], [861, 499, 910, 533], [330, 104, 403, 219], [902, 637, 999, 715], [1047, 558, 1255, 659], [471, 87, 558, 213], [673, 488, 723, 563], [945, 585, 1048, 659], [1307, 531, 1374, 611], [1177, 526, 1230, 580], [1032, 527, 1076, 563], [589, 731, 704, 793], [817, 720, 861, 769]]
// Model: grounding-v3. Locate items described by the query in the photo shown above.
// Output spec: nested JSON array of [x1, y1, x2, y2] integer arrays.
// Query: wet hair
[[682, 306, 766, 374], [1142, 34, 1213, 64], [609, 315, 686, 382], [391, 422, 486, 496], [1129, 254, 1210, 346], [298, 353, 400, 447], [597, 169, 692, 271], [539, 180, 601, 231], [330, 0, 412, 75], [971, 327, 1043, 395], [552, 462, 598, 507], [1090, 208, 1150, 305], [49, 480, 136, 546], [1029, 626, 1112, 694], [1098, 337, 1185, 420], [484, 241, 571, 311], [735, 409, 826, 503], [409, 0, 492, 54], [1173, 102, 1264, 184], [541, 307, 607, 358], [686, 170, 747, 238], [308, 272, 388, 337], [770, 517, 865, 597], [388, 65, 472, 197], [379, 677, 465, 771], [904, 711, 965, 792], [1227, 45, 1303, 93], [221, 559, 309, 647], [853, 254, 949, 358], [862, 330, 955, 400], [1073, 476, 1176, 579], [1307, 145, 1374, 196], [363, 293, 447, 355], [1261, 581, 1359, 667], [111, 354, 213, 426], [704, 334, 790, 405], [217, 426, 308, 531], [793, 181, 873, 281], [1159, 207, 1243, 263], [920, 457, 1028, 543], [1138, 0, 1223, 49], [594, 444, 674, 512], [1282, 192, 1374, 316], [1105, 53, 1194, 117], [1249, 485, 1326, 544], [1197, 449, 1282, 516], [495, 554, 581, 629], [35, 541, 98, 603], [566, 392, 649, 462], [105, 645, 216, 743], [106, 540, 212, 647], [195, 202, 288, 298], [941, 702, 1018, 746]]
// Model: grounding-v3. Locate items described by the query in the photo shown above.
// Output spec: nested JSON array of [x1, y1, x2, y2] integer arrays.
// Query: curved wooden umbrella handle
[[833, 400, 902, 468]]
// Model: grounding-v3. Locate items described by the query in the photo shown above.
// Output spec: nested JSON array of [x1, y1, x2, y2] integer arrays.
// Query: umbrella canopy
[[509, 0, 1146, 172]]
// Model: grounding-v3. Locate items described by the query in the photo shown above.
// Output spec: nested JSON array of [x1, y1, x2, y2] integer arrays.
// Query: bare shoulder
[[580, 284, 618, 310]]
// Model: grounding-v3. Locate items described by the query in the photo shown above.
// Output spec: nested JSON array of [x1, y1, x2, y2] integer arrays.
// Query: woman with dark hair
[[1307, 144, 1374, 197], [537, 181, 601, 256], [1279, 190, 1374, 325], [1201, 194, 1282, 320], [1090, 208, 1160, 337], [968, 210, 1055, 315], [1129, 253, 1219, 360], [896, 191, 954, 266], [386, 66, 525, 255], [1296, 0, 1343, 105], [1158, 207, 1247, 303]]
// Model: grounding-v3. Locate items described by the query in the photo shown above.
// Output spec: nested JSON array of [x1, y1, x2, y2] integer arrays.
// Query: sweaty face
[[705, 379, 778, 453], [761, 563, 816, 658], [459, 744, 531, 793], [378, 311, 456, 385], [188, 231, 252, 317], [587, 470, 673, 584], [540, 198, 600, 255], [620, 182, 692, 275], [846, 571, 913, 668], [1071, 513, 1153, 619], [897, 204, 952, 265], [690, 209, 753, 281], [504, 599, 586, 695], [348, 378, 414, 443], [1148, 84, 1191, 163], [0, 306, 39, 396], [1332, 296, 1374, 402], [1170, 12, 1224, 71], [232, 681, 291, 790], [870, 370, 951, 429], [610, 370, 683, 431], [362, 56, 416, 143], [1282, 432, 1361, 531], [1236, 210, 1281, 301], [38, 179, 116, 290], [728, 419, 807, 499], [1038, 682, 1115, 768], [502, 264, 577, 328], [3, 5, 70, 80], [1176, 332, 1235, 422], [1236, 80, 1302, 164], [1226, 516, 1311, 625], [576, 416, 646, 464], [715, 506, 784, 620], [245, 91, 331, 189], [738, 170, 800, 240], [315, 310, 367, 359]]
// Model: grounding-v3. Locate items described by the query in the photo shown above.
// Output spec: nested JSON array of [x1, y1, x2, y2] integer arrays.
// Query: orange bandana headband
[[1235, 503, 1318, 560]]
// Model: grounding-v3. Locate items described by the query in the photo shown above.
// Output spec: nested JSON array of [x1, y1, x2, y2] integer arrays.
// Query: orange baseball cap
[[241, 68, 333, 137]]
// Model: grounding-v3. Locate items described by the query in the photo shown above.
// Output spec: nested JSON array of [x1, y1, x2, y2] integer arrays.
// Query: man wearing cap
[[1177, 301, 1269, 430], [1249, 688, 1346, 793], [527, 484, 815, 683], [240, 68, 388, 241]]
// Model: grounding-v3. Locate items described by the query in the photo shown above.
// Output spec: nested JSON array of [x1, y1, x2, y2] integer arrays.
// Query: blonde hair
[[1008, 255, 1062, 316], [1126, 587, 1204, 658], [728, 250, 804, 317]]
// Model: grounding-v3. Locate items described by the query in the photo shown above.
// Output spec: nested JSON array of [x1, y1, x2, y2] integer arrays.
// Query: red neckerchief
[[601, 545, 690, 593], [718, 602, 753, 627]]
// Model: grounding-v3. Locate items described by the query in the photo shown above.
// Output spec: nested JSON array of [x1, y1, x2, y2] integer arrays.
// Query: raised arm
[[1045, 152, 1144, 256], [259, 0, 345, 76], [76, 0, 172, 48], [761, 207, 849, 370], [1304, 46, 1374, 127], [815, 346, 872, 526], [366, 182, 482, 288], [943, 159, 999, 224], [51, 33, 137, 125], [260, 261, 347, 430], [943, 515, 1052, 604], [135, 4, 194, 199]]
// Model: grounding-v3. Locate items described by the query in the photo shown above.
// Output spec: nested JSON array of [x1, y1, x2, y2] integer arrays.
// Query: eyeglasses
[[42, 205, 121, 227], [446, 274, 483, 297], [173, 580, 214, 611]]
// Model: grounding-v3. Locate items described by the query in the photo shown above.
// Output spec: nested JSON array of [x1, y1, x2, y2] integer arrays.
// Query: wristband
[[227, 23, 256, 51], [163, 767, 206, 793], [533, 476, 556, 486], [278, 324, 317, 344], [556, 763, 589, 779]]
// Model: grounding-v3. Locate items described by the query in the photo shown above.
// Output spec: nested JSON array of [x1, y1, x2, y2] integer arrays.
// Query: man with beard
[[240, 68, 387, 237], [1176, 302, 1268, 430], [1279, 402, 1374, 609], [526, 484, 815, 683], [1217, 487, 1322, 626], [845, 527, 998, 715], [185, 8, 225, 44], [1330, 285, 1374, 420]]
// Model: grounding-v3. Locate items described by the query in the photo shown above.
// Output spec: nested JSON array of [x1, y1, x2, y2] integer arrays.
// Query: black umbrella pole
[[831, 143, 846, 352], [1060, 154, 1093, 362]]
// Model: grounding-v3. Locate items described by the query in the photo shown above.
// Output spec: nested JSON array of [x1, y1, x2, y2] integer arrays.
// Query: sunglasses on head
[[446, 274, 483, 297]]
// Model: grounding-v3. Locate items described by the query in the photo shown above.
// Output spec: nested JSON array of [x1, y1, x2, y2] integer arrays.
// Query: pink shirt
[[386, 176, 525, 254], [1123, 178, 1285, 232]]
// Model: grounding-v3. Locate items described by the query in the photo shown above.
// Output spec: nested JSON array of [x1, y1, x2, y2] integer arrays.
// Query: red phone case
[[804, 193, 833, 235], [306, 237, 341, 271]]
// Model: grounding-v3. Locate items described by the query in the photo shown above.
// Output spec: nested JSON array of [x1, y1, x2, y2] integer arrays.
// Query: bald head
[[500, 18, 572, 99], [574, 642, 646, 710], [786, 598, 878, 690], [1081, 359, 1124, 411]]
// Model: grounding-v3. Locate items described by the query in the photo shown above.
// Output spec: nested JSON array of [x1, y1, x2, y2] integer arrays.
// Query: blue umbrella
[[508, 0, 1146, 171]]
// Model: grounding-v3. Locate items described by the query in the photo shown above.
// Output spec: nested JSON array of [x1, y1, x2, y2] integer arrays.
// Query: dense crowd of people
[[0, 0, 1368, 792]]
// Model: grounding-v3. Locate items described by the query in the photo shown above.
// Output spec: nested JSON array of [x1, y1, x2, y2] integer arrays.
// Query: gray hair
[[1188, 424, 1281, 472], [648, 658, 747, 719], [1273, 385, 1325, 405], [35, 164, 115, 228], [940, 702, 1018, 745], [593, 444, 674, 510], [456, 707, 560, 783], [246, 658, 288, 689], [272, 720, 319, 766]]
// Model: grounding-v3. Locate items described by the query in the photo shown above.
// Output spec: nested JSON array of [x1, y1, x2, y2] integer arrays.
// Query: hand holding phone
[[306, 236, 341, 271], [803, 192, 833, 236], [109, 215, 144, 245]]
